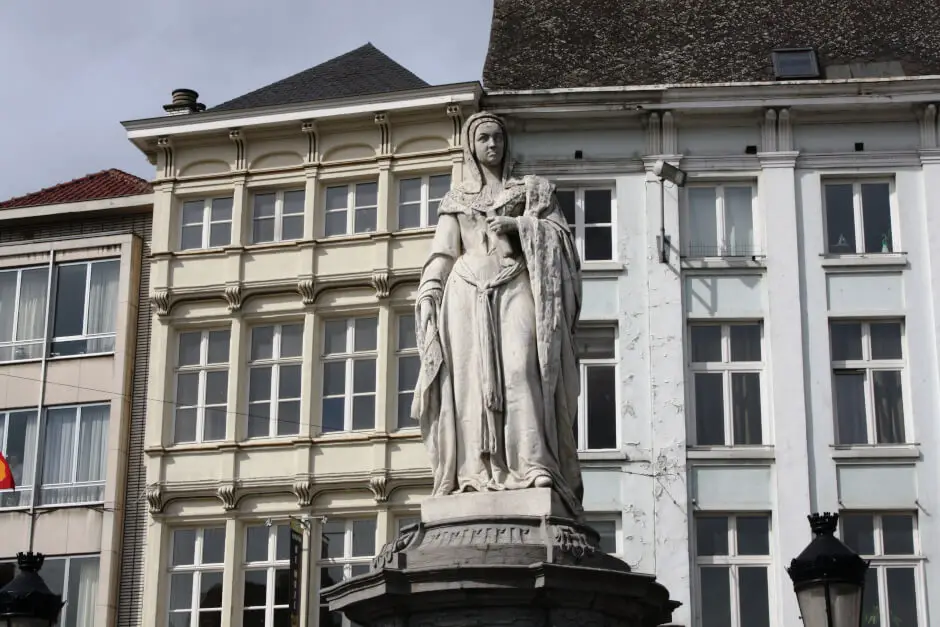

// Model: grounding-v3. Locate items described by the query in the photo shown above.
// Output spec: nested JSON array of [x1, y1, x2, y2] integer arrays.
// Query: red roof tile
[[0, 169, 152, 209]]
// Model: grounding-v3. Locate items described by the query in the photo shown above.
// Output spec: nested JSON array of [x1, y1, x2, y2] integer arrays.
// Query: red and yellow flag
[[0, 453, 15, 490]]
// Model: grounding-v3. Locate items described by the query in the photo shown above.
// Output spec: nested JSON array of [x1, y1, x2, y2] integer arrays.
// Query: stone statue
[[411, 111, 585, 517]]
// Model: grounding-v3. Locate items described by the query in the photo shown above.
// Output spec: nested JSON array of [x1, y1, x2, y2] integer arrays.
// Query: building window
[[30, 555, 100, 627], [695, 514, 772, 627], [174, 329, 230, 444], [395, 313, 419, 431], [397, 173, 451, 229], [574, 326, 617, 450], [168, 527, 226, 627], [180, 197, 233, 250], [824, 181, 894, 254], [39, 404, 109, 505], [0, 409, 37, 508], [841, 513, 922, 627], [248, 324, 303, 438], [831, 321, 905, 445], [557, 187, 615, 261], [243, 523, 291, 627], [251, 190, 305, 244], [321, 317, 377, 433], [585, 517, 619, 556], [50, 259, 119, 357], [395, 515, 420, 534], [689, 323, 764, 447], [0, 265, 48, 362], [324, 182, 378, 236], [683, 184, 757, 257], [318, 518, 376, 627]]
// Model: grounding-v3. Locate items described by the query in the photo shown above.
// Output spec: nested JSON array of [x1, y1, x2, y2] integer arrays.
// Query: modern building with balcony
[[0, 169, 153, 627]]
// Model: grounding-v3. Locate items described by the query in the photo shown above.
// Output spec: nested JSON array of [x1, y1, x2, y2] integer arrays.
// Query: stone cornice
[[798, 150, 922, 169], [757, 151, 799, 168]]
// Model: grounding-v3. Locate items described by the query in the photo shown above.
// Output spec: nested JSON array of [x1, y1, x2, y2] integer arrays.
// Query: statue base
[[323, 490, 679, 627]]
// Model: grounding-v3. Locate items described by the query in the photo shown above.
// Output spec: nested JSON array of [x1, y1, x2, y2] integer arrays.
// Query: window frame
[[394, 312, 419, 431], [49, 259, 120, 358], [0, 264, 49, 363], [687, 321, 767, 447], [21, 553, 100, 627], [38, 403, 110, 506], [830, 319, 909, 446], [584, 514, 621, 557], [323, 181, 379, 237], [555, 185, 617, 262], [316, 518, 377, 627], [167, 527, 226, 627], [319, 317, 379, 434], [242, 522, 291, 627], [396, 172, 452, 230], [575, 325, 619, 452], [178, 196, 234, 251], [822, 179, 898, 255], [249, 189, 306, 244], [247, 323, 303, 439], [0, 408, 38, 508], [681, 182, 760, 258], [172, 329, 231, 444]]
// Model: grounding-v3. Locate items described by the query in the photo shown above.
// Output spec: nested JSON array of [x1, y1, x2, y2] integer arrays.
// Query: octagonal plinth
[[324, 491, 679, 627]]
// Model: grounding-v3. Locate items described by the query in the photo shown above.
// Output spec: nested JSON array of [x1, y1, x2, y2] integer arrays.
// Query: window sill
[[317, 232, 385, 245], [680, 257, 766, 270], [35, 500, 105, 511], [578, 450, 629, 462], [47, 351, 115, 362], [172, 247, 237, 258], [686, 446, 775, 460], [820, 253, 908, 268], [244, 240, 307, 252], [831, 443, 921, 460], [582, 261, 625, 274], [394, 227, 436, 239]]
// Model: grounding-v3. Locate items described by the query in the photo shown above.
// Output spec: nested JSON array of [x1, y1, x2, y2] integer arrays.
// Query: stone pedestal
[[323, 490, 679, 627]]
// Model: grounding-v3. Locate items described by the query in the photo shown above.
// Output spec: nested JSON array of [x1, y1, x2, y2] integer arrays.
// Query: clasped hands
[[485, 215, 517, 234]]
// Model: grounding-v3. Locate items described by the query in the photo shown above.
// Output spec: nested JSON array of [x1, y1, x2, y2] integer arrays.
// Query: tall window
[[39, 404, 109, 505], [574, 326, 617, 450], [174, 329, 230, 444], [557, 187, 615, 261], [0, 409, 37, 508], [33, 555, 99, 627], [51, 260, 119, 357], [841, 513, 922, 627], [248, 324, 303, 438], [397, 173, 451, 229], [824, 181, 894, 254], [584, 517, 619, 556], [251, 190, 305, 243], [0, 265, 48, 362], [318, 519, 376, 627], [180, 197, 233, 250], [689, 323, 764, 446], [695, 514, 772, 627], [395, 313, 419, 431], [168, 527, 226, 627], [830, 321, 905, 445], [321, 317, 377, 433], [324, 182, 378, 236], [243, 523, 291, 627], [684, 184, 757, 257]]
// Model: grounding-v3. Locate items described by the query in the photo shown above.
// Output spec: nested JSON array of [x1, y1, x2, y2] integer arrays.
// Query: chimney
[[163, 88, 206, 116]]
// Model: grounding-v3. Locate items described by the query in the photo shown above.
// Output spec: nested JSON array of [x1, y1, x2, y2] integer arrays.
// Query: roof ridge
[[0, 168, 152, 210]]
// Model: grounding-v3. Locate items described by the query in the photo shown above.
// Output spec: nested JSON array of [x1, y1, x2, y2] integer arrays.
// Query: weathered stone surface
[[421, 488, 570, 523]]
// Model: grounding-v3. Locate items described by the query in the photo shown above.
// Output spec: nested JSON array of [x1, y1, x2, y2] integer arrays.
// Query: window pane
[[352, 396, 375, 430], [53, 264, 87, 338], [174, 408, 197, 443], [699, 566, 731, 627], [182, 201, 204, 224], [724, 186, 754, 256], [199, 571, 224, 608], [352, 519, 376, 556], [249, 368, 272, 403], [181, 225, 203, 250], [321, 398, 345, 433], [861, 183, 892, 253], [87, 261, 119, 338], [283, 190, 305, 214], [173, 529, 197, 565], [169, 573, 193, 610], [177, 372, 200, 406], [831, 322, 863, 361], [280, 324, 303, 358], [583, 190, 611, 224], [557, 190, 576, 227], [178, 332, 202, 366], [584, 226, 612, 261], [279, 364, 302, 399], [737, 516, 770, 555], [0, 272, 18, 344], [730, 324, 761, 361], [399, 178, 421, 204], [355, 207, 377, 233], [322, 361, 346, 397], [873, 370, 904, 444], [691, 326, 722, 362], [325, 186, 347, 210], [826, 183, 857, 253], [696, 517, 729, 556], [398, 356, 420, 393], [870, 323, 902, 360], [882, 515, 915, 555], [205, 371, 228, 405], [243, 610, 265, 627], [209, 222, 231, 247], [211, 198, 233, 222], [592, 520, 617, 554], [282, 214, 304, 241], [398, 315, 417, 350], [245, 526, 268, 562], [324, 320, 348, 354], [738, 566, 770, 627], [731, 373, 762, 445], [321, 521, 345, 560], [429, 174, 451, 200], [694, 373, 725, 445], [862, 568, 880, 625], [16, 268, 48, 345], [274, 567, 290, 605], [841, 514, 875, 555], [354, 318, 378, 351], [253, 193, 276, 218], [688, 187, 718, 256], [353, 359, 376, 394], [203, 408, 227, 441], [76, 406, 108, 482], [247, 403, 270, 438], [251, 326, 274, 361], [207, 330, 230, 363], [276, 524, 291, 561], [243, 570, 267, 607], [586, 365, 617, 449], [252, 218, 275, 244], [203, 528, 226, 564], [324, 211, 347, 236], [399, 204, 420, 229], [397, 393, 415, 430], [885, 568, 919, 627], [277, 401, 300, 436], [834, 371, 867, 445], [356, 182, 378, 207]]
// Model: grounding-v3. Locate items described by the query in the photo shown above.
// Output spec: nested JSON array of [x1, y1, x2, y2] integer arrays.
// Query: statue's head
[[461, 112, 511, 191]]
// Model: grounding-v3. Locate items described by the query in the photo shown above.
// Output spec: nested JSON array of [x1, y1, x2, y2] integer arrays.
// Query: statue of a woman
[[411, 111, 584, 517]]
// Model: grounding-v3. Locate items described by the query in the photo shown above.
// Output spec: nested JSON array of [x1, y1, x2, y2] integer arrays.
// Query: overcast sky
[[0, 1, 492, 201]]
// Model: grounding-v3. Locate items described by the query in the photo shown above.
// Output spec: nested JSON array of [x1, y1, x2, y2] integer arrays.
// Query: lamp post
[[651, 159, 688, 264], [787, 513, 870, 627], [0, 553, 63, 627]]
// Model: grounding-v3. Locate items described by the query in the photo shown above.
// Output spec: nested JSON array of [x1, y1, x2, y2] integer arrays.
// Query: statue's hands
[[485, 216, 517, 235], [418, 298, 436, 333]]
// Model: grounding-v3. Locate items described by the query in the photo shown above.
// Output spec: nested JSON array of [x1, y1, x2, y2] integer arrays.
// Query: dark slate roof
[[483, 0, 940, 89], [210, 43, 430, 112], [0, 169, 152, 209]]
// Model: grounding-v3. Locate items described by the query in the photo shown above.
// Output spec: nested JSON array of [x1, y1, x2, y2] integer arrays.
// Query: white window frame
[[167, 527, 226, 627], [316, 518, 377, 627], [830, 320, 909, 445], [323, 182, 378, 237], [243, 523, 290, 627], [681, 182, 760, 258], [822, 179, 899, 255], [575, 325, 619, 452], [247, 323, 303, 439], [395, 313, 419, 431], [584, 515, 621, 557], [556, 185, 617, 262], [687, 322, 767, 447], [29, 554, 100, 627], [50, 259, 120, 357], [693, 513, 774, 627], [319, 317, 378, 434], [250, 189, 305, 244], [179, 197, 233, 250], [39, 403, 109, 506], [396, 172, 452, 229], [0, 409, 37, 508], [173, 329, 230, 444], [0, 265, 48, 362]]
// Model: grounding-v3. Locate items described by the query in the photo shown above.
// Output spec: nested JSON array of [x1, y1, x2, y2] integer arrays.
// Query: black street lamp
[[0, 553, 64, 627], [787, 512, 870, 627]]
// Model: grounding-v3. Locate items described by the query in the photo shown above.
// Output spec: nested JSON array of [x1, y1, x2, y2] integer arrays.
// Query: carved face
[[473, 120, 505, 168]]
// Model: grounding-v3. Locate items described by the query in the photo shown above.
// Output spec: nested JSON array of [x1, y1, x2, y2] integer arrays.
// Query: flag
[[0, 453, 15, 490]]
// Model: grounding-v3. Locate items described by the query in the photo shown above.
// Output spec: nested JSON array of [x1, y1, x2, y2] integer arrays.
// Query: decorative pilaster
[[302, 120, 319, 163], [762, 109, 779, 153], [920, 104, 938, 149], [761, 107, 792, 153], [661, 112, 677, 155], [446, 104, 464, 147], [778, 108, 793, 151], [146, 484, 165, 514], [368, 473, 390, 503], [223, 283, 242, 312], [157, 136, 174, 179], [293, 479, 314, 508], [375, 113, 391, 155], [216, 483, 238, 511], [229, 129, 247, 171], [646, 113, 662, 155], [150, 288, 171, 316], [297, 277, 316, 305], [371, 270, 390, 299]]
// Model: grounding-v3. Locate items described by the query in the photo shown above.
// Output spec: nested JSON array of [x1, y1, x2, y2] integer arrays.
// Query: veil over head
[[459, 111, 514, 193]]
